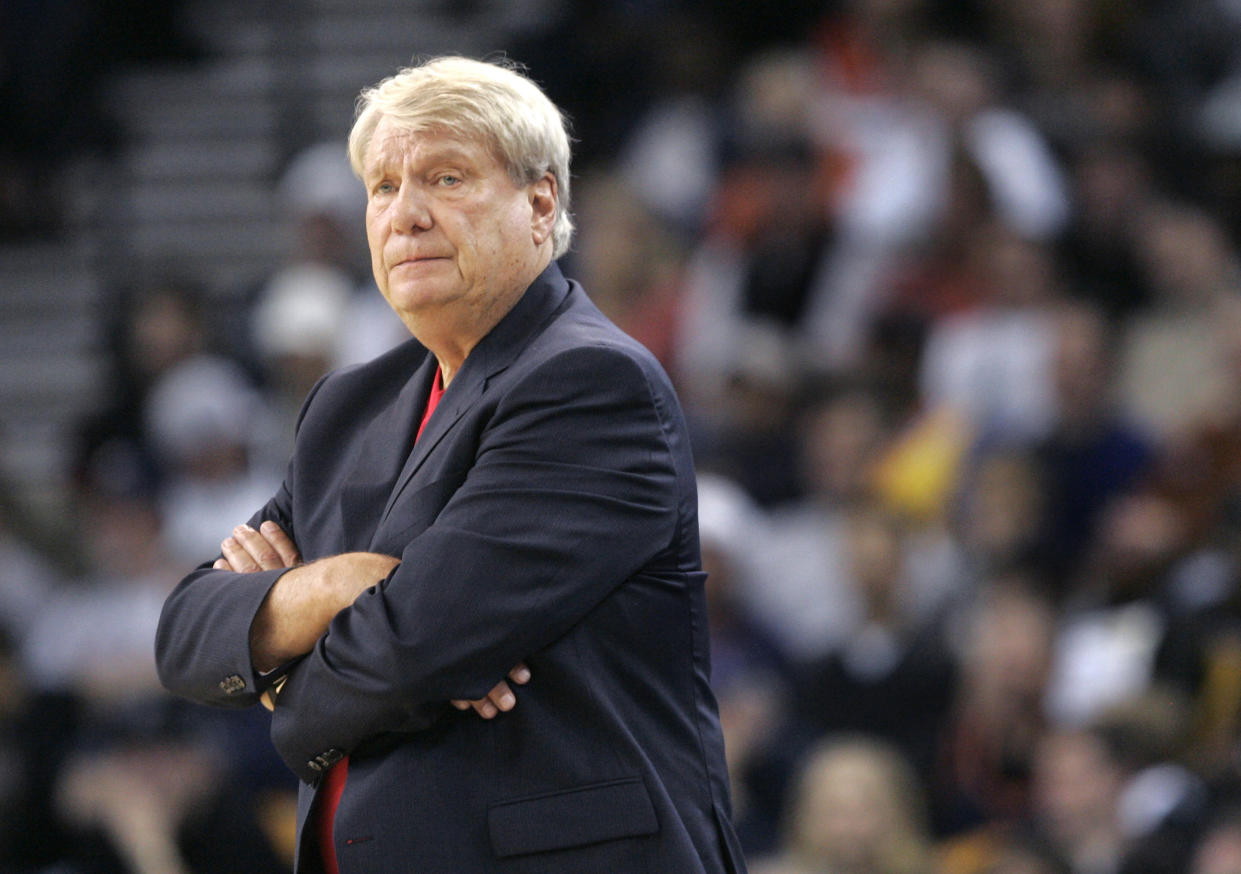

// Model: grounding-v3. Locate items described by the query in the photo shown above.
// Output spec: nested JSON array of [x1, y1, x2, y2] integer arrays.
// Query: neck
[[420, 289, 514, 386], [411, 252, 551, 386]]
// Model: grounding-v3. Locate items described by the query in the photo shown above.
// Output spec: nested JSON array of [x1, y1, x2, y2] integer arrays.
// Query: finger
[[450, 699, 471, 710], [508, 663, 531, 685], [220, 536, 261, 573], [472, 698, 498, 719], [487, 681, 517, 713], [213, 557, 233, 571], [232, 524, 285, 571], [259, 520, 302, 566]]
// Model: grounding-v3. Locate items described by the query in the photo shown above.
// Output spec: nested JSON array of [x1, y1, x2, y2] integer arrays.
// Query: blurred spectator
[[249, 262, 354, 451], [1027, 726, 1128, 874], [871, 401, 972, 527], [752, 734, 935, 874], [1142, 291, 1241, 551], [809, 0, 931, 105], [570, 171, 688, 369], [673, 49, 834, 413], [693, 320, 805, 507], [751, 382, 890, 662], [1044, 490, 1192, 727], [823, 37, 1069, 249], [697, 473, 792, 852], [1116, 201, 1241, 444], [1033, 303, 1154, 587], [979, 2, 1170, 158], [1096, 692, 1206, 872], [253, 141, 407, 377], [1025, 697, 1205, 874], [918, 225, 1066, 445], [789, 499, 958, 789], [274, 142, 369, 281], [935, 574, 1056, 836], [1191, 810, 1241, 874], [144, 355, 281, 566], [951, 447, 1047, 585], [16, 439, 291, 874], [0, 625, 78, 870], [22, 441, 172, 703], [74, 277, 210, 497], [615, 9, 729, 234], [1056, 144, 1158, 321]]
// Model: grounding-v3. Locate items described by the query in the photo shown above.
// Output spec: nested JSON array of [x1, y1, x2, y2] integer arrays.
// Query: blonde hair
[[348, 56, 574, 258], [786, 736, 932, 874]]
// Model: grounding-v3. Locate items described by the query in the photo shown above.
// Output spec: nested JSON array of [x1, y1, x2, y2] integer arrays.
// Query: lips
[[391, 255, 448, 269]]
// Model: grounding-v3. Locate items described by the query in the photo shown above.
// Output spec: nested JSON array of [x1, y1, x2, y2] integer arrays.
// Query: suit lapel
[[375, 262, 574, 531], [339, 353, 438, 549], [377, 359, 483, 527]]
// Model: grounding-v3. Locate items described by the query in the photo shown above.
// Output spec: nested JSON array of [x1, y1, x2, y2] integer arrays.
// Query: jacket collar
[[467, 260, 572, 381]]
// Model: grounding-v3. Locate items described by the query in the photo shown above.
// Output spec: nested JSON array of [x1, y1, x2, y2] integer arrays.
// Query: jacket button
[[314, 748, 344, 769], [218, 674, 247, 695]]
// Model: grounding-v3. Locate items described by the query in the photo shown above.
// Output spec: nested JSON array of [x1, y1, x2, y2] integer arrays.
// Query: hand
[[451, 663, 531, 719], [215, 521, 301, 572]]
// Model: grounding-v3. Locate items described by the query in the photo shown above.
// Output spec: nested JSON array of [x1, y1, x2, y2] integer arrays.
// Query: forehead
[[364, 117, 500, 173]]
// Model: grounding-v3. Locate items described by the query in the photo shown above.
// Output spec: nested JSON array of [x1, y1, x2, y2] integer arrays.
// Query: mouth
[[392, 255, 449, 270]]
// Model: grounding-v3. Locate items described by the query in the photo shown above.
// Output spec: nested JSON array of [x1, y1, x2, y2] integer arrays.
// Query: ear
[[529, 173, 557, 246]]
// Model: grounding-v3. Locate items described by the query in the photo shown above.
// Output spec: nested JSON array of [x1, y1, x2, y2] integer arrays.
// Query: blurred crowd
[[4, 0, 1241, 872]]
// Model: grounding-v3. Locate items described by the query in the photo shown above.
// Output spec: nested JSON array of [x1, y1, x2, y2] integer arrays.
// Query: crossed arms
[[156, 345, 683, 782], [222, 520, 526, 719]]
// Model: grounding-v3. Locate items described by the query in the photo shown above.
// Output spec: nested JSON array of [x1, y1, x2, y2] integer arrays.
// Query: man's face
[[361, 117, 553, 331]]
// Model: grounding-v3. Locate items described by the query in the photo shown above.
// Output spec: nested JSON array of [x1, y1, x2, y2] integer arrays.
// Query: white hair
[[349, 56, 574, 258]]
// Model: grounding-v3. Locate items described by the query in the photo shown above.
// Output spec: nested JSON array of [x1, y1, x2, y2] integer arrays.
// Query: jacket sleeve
[[153, 485, 295, 708], [269, 344, 686, 782], [154, 374, 329, 708]]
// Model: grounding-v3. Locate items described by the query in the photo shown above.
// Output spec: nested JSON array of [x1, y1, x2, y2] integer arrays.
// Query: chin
[[386, 283, 462, 315]]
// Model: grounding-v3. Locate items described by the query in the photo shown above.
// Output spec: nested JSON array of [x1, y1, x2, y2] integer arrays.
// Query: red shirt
[[316, 367, 445, 874]]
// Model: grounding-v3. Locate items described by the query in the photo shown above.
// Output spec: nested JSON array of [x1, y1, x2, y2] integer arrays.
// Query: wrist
[[249, 565, 321, 672]]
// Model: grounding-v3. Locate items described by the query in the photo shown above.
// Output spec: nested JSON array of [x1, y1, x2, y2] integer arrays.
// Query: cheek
[[365, 222, 388, 287], [483, 202, 531, 258], [449, 213, 492, 267], [365, 216, 386, 257]]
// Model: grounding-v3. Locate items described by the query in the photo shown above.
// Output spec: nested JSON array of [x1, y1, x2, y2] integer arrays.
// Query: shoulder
[[304, 336, 425, 406], [321, 333, 426, 393], [288, 335, 427, 443], [486, 285, 693, 457], [518, 282, 674, 395], [491, 299, 689, 442]]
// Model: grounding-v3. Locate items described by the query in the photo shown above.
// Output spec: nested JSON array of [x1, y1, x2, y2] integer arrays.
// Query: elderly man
[[155, 56, 746, 874]]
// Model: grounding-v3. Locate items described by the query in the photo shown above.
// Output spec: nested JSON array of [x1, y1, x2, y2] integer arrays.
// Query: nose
[[390, 184, 433, 233]]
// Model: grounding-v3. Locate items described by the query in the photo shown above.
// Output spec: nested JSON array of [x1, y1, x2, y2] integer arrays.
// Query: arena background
[[2, 1, 1241, 872]]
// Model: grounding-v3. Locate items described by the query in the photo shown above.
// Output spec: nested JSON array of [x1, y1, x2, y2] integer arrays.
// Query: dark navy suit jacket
[[155, 263, 747, 873]]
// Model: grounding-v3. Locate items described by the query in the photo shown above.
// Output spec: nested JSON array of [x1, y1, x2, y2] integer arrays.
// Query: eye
[[373, 180, 396, 196], [437, 174, 462, 187]]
